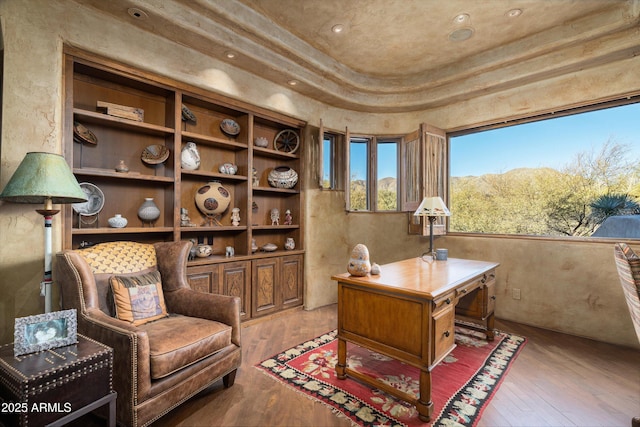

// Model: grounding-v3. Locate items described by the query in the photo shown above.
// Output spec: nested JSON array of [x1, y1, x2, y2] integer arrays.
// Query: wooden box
[[0, 335, 113, 427]]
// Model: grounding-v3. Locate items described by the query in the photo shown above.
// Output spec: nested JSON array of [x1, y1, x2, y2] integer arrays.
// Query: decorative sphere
[[195, 181, 231, 215]]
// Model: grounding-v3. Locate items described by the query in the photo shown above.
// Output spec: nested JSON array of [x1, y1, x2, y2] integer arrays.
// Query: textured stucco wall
[[1, 0, 639, 349]]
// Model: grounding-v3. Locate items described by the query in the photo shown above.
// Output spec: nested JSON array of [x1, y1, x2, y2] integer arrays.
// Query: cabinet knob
[[445, 298, 451, 305], [461, 288, 467, 294], [444, 330, 450, 337], [491, 295, 497, 300]]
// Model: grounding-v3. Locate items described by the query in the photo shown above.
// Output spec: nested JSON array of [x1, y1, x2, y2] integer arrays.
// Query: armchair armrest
[[164, 289, 241, 347]]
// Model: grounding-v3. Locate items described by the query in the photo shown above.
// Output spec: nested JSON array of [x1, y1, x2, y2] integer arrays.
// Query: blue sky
[[450, 102, 640, 177]]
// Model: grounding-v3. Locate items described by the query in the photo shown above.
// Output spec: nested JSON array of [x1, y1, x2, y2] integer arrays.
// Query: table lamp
[[413, 196, 451, 259], [0, 152, 87, 312]]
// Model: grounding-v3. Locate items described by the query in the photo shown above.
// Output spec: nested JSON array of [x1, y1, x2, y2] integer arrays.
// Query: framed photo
[[14, 309, 78, 356]]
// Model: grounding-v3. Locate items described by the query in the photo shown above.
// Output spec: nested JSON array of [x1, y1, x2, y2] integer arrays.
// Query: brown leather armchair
[[55, 240, 241, 427]]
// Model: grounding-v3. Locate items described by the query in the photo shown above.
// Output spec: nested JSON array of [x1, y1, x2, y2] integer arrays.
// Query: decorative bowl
[[181, 105, 197, 123], [254, 136, 269, 148], [72, 183, 105, 216], [141, 144, 170, 165], [220, 119, 240, 136], [268, 166, 298, 189], [262, 243, 278, 252], [219, 163, 238, 175], [73, 122, 98, 145], [196, 244, 212, 257]]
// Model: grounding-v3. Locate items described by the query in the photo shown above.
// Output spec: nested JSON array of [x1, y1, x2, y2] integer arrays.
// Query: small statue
[[284, 209, 292, 225], [252, 167, 260, 187], [180, 207, 196, 227], [270, 208, 280, 226], [231, 207, 240, 226]]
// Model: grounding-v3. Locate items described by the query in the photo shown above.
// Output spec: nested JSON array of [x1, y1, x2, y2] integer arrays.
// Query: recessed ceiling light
[[127, 7, 148, 20], [225, 51, 237, 59], [454, 13, 470, 24], [331, 24, 344, 34], [448, 27, 474, 42], [287, 80, 299, 86], [506, 8, 523, 18]]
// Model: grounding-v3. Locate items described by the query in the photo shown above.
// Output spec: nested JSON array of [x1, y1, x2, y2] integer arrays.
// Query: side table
[[0, 334, 115, 427]]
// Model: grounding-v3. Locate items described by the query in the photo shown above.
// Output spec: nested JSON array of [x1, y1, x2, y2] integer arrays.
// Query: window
[[322, 133, 335, 189], [449, 100, 640, 238], [348, 136, 400, 212]]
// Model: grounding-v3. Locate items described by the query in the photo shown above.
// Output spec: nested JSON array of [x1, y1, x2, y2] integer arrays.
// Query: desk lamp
[[413, 196, 450, 259], [0, 152, 87, 312]]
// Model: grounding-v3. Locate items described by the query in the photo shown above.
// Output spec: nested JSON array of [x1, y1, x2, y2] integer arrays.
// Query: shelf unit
[[63, 51, 306, 319]]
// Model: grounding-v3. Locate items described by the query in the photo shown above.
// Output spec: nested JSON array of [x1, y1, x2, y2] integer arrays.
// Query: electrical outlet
[[512, 288, 521, 300]]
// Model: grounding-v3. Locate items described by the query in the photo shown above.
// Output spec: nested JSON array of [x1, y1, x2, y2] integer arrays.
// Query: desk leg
[[336, 337, 347, 379], [417, 369, 434, 422], [486, 312, 495, 341], [108, 393, 116, 427]]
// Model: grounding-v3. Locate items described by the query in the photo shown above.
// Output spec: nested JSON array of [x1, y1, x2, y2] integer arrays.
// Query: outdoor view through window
[[449, 102, 640, 238]]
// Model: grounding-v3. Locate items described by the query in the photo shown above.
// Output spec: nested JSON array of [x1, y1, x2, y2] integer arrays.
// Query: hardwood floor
[[150, 304, 639, 427]]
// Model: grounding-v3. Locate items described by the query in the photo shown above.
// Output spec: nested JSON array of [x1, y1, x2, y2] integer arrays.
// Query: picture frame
[[14, 309, 78, 356]]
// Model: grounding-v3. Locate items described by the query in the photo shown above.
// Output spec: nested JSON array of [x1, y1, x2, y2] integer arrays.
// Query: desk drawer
[[432, 305, 455, 363]]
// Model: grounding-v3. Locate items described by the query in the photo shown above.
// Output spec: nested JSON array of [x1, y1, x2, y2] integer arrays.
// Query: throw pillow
[[110, 270, 168, 326]]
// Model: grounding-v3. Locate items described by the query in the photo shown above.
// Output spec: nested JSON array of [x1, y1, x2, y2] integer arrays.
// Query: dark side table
[[0, 334, 116, 427]]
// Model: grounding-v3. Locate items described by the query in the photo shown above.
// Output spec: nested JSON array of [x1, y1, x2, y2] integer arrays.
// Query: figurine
[[270, 208, 280, 226], [231, 207, 240, 226], [225, 246, 235, 257], [284, 209, 292, 225], [252, 167, 260, 187], [180, 207, 196, 227]]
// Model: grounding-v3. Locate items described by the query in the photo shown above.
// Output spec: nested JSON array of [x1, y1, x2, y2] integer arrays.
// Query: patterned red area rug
[[256, 326, 526, 426]]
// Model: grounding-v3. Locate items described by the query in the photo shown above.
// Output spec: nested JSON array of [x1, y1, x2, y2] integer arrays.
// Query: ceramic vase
[[115, 160, 129, 173], [284, 237, 295, 250], [347, 244, 371, 277], [196, 244, 212, 258], [195, 181, 231, 216], [219, 163, 238, 175], [181, 141, 200, 170], [108, 214, 128, 228], [254, 136, 269, 148], [138, 198, 161, 225], [268, 166, 298, 189]]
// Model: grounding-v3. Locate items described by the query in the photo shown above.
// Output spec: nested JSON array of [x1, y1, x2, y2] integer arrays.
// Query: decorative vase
[[251, 238, 258, 253], [284, 237, 295, 250], [195, 181, 231, 226], [115, 160, 129, 173], [138, 198, 160, 226], [254, 136, 269, 148], [347, 244, 371, 277], [262, 243, 277, 252], [268, 166, 298, 189], [181, 141, 200, 170], [108, 214, 128, 228], [219, 163, 238, 175]]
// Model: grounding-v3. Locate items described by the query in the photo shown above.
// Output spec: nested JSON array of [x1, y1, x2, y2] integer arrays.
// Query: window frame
[[447, 94, 640, 242]]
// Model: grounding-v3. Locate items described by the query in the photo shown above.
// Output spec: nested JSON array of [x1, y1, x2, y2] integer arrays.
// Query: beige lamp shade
[[0, 152, 87, 206], [413, 196, 450, 217]]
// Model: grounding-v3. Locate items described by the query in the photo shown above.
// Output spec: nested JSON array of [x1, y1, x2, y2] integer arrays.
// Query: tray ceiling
[[74, 0, 640, 112]]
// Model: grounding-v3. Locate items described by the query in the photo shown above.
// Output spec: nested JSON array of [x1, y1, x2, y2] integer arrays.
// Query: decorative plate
[[181, 105, 197, 123], [141, 144, 170, 165], [220, 118, 241, 136], [73, 122, 98, 145], [72, 183, 105, 216], [274, 129, 300, 154]]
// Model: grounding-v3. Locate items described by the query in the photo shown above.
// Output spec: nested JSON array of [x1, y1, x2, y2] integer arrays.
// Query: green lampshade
[[0, 152, 87, 205]]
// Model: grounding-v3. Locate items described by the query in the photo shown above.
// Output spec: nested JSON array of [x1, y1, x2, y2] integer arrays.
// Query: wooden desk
[[331, 257, 499, 422]]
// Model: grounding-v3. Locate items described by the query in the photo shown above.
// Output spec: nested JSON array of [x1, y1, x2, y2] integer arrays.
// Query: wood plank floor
[[150, 304, 640, 427]]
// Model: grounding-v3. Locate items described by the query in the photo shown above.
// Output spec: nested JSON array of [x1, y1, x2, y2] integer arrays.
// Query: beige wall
[[1, 1, 639, 349]]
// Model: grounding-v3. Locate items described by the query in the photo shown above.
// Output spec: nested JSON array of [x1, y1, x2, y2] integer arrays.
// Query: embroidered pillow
[[110, 270, 168, 326]]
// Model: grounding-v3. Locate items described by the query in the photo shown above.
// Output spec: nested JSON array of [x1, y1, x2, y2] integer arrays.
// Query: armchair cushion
[[110, 270, 168, 326], [139, 314, 232, 379]]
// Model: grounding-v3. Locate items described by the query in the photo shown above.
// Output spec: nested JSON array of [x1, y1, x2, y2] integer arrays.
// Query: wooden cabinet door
[[252, 258, 281, 318], [221, 261, 251, 320], [186, 264, 220, 294], [281, 254, 303, 309]]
